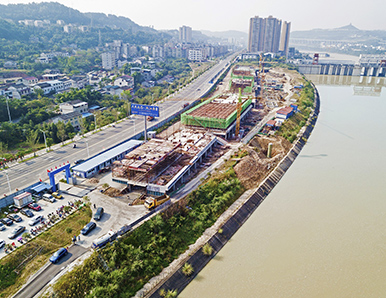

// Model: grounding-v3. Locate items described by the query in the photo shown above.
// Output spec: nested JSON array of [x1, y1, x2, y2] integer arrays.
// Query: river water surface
[[181, 76, 386, 298]]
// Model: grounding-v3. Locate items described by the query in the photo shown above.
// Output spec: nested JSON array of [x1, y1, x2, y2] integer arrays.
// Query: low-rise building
[[51, 111, 82, 129], [59, 100, 88, 114], [22, 77, 38, 86], [276, 106, 294, 119], [114, 75, 134, 88]]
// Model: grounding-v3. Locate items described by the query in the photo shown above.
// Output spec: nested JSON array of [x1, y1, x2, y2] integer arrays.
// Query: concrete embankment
[[143, 85, 320, 298]]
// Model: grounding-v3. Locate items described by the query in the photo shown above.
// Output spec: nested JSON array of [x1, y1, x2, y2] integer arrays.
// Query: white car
[[43, 194, 56, 203], [28, 215, 44, 226], [0, 222, 5, 231], [0, 239, 5, 248]]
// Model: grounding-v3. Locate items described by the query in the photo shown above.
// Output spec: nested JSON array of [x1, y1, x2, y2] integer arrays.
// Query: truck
[[144, 194, 170, 210], [13, 192, 33, 209], [91, 231, 117, 249]]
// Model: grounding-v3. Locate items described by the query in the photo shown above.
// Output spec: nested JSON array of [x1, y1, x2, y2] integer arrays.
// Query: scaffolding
[[181, 95, 252, 130]]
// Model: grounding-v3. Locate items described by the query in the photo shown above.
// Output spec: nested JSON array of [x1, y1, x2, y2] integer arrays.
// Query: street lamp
[[5, 97, 12, 123], [4, 170, 11, 194], [93, 114, 97, 132], [86, 139, 90, 158], [40, 129, 48, 151]]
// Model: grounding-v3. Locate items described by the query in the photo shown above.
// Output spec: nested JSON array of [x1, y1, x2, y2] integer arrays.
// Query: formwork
[[181, 96, 252, 130]]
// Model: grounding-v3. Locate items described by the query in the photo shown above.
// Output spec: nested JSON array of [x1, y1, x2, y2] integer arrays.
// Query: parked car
[[1, 218, 13, 226], [20, 209, 34, 218], [49, 247, 68, 263], [8, 226, 25, 239], [8, 205, 20, 213], [28, 203, 41, 211], [52, 192, 62, 199], [0, 239, 5, 248], [28, 215, 44, 226], [7, 214, 22, 222], [0, 222, 5, 231], [74, 159, 85, 165], [81, 222, 97, 235], [43, 193, 56, 203], [93, 207, 104, 221]]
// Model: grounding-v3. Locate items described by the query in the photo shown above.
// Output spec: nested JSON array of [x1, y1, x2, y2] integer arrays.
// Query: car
[[74, 159, 85, 165], [28, 203, 41, 211], [0, 239, 5, 248], [52, 192, 63, 199], [8, 226, 25, 239], [1, 218, 13, 226], [8, 205, 20, 213], [43, 193, 56, 203], [0, 223, 5, 231], [49, 248, 68, 264], [7, 214, 22, 222], [81, 222, 96, 235], [93, 207, 104, 221], [20, 209, 34, 218], [28, 215, 44, 226]]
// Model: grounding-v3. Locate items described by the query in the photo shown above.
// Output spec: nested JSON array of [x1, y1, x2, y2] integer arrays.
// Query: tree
[[56, 121, 67, 145], [25, 130, 39, 155], [46, 137, 53, 150]]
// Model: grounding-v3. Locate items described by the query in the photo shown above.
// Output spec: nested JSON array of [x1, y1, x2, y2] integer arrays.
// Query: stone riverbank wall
[[137, 84, 320, 298]]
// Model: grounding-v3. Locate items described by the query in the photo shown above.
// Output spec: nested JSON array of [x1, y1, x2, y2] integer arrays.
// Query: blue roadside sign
[[131, 104, 160, 117]]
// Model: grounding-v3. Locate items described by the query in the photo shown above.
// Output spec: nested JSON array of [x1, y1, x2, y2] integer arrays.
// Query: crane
[[256, 53, 265, 105], [235, 88, 242, 138]]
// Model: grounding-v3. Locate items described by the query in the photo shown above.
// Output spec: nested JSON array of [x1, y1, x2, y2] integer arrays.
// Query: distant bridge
[[298, 63, 386, 77]]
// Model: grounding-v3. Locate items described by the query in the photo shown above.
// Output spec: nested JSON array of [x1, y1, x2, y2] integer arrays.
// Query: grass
[[0, 205, 92, 297]]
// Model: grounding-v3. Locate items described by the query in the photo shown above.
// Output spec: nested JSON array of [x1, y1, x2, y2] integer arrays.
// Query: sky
[[0, 0, 385, 32]]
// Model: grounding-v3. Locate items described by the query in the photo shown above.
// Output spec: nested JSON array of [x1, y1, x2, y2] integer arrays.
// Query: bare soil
[[234, 135, 291, 189]]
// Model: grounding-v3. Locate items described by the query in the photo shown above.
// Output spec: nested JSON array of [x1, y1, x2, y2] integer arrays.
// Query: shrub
[[182, 262, 194, 276], [65, 227, 72, 234], [202, 243, 213, 256]]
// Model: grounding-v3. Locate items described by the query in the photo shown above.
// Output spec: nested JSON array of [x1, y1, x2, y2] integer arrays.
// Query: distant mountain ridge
[[291, 24, 386, 41], [0, 2, 154, 32]]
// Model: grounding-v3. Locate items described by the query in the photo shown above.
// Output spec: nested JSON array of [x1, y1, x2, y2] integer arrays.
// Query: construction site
[[112, 129, 228, 195], [109, 62, 303, 196]]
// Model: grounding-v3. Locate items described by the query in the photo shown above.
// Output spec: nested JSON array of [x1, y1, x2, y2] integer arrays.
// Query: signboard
[[131, 104, 160, 117]]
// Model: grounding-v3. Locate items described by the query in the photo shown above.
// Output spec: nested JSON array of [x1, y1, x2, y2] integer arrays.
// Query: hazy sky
[[0, 0, 385, 32]]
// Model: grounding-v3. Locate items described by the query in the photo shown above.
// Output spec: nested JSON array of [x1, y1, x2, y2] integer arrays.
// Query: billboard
[[131, 104, 160, 117]]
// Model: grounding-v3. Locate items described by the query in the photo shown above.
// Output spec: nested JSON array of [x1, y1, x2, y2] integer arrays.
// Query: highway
[[0, 55, 235, 204], [12, 245, 88, 298]]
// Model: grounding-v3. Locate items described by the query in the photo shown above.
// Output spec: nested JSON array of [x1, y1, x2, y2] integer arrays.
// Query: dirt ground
[[234, 135, 292, 189]]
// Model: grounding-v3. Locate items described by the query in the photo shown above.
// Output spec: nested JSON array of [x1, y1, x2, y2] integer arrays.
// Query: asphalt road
[[12, 244, 88, 298], [0, 54, 236, 197]]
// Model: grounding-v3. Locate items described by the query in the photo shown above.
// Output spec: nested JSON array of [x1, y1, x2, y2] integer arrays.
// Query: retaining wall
[[145, 84, 320, 298]]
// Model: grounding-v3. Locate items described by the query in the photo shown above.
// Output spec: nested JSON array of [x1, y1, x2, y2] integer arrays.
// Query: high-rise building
[[279, 21, 291, 58], [248, 16, 290, 56], [101, 52, 116, 70], [179, 25, 192, 43]]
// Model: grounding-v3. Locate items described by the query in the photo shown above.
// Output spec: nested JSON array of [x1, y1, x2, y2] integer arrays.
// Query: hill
[[0, 2, 154, 32]]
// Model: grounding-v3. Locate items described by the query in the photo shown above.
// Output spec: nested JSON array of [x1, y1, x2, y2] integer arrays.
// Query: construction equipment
[[144, 194, 170, 210], [235, 88, 242, 138]]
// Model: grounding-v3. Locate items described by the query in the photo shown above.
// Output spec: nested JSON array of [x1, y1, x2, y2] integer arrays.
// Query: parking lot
[[0, 180, 149, 259]]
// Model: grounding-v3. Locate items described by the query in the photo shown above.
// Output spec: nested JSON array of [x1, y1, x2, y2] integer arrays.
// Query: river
[[181, 75, 386, 298]]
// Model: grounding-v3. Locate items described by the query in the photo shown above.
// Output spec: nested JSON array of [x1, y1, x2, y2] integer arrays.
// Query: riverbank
[[142, 84, 320, 297]]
